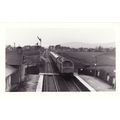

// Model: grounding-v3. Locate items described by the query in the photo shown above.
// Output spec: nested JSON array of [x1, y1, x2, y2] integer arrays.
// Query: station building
[[6, 65, 20, 91], [6, 47, 24, 91]]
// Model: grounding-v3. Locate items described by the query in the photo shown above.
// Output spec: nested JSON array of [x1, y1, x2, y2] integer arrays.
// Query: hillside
[[60, 42, 115, 48]]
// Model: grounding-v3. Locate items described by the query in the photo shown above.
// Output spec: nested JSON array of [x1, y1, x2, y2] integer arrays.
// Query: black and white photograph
[[1, 0, 120, 120], [5, 23, 116, 92]]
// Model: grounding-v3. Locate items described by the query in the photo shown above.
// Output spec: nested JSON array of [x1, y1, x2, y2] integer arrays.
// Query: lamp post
[[113, 70, 116, 89], [94, 63, 97, 77], [93, 52, 107, 77], [92, 54, 97, 77]]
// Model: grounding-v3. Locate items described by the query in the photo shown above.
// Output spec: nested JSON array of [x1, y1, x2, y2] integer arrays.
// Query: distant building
[[49, 46, 55, 51], [83, 48, 89, 52], [55, 45, 61, 50], [23, 45, 31, 50], [88, 48, 96, 52], [6, 45, 14, 52]]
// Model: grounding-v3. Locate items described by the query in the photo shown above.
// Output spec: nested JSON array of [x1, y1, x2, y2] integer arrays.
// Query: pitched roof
[[6, 64, 17, 77]]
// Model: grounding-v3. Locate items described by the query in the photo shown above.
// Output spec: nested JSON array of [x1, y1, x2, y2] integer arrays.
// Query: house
[[6, 47, 22, 66]]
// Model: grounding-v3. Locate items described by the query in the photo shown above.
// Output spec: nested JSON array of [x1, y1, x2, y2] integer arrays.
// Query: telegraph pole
[[14, 42, 15, 48]]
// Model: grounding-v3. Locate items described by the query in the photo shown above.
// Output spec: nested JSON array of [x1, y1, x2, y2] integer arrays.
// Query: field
[[58, 51, 115, 74]]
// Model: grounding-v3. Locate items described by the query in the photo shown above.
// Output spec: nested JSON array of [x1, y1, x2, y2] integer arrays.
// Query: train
[[49, 51, 74, 75]]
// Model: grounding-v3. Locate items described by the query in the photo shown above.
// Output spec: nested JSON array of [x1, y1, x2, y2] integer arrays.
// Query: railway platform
[[78, 74, 115, 91]]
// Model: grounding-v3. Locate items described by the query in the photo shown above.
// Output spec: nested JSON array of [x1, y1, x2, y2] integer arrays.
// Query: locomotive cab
[[57, 57, 74, 74], [61, 60, 74, 74]]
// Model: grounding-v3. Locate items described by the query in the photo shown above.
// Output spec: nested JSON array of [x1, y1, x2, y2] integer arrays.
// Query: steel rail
[[48, 57, 59, 91]]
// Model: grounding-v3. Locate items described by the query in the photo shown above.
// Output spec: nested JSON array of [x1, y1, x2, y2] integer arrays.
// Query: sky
[[5, 23, 116, 47]]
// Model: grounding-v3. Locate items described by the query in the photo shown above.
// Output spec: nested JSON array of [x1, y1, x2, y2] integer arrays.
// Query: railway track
[[42, 75, 58, 91], [59, 75, 81, 91], [41, 73, 93, 92], [42, 52, 59, 91], [48, 53, 92, 91], [38, 50, 95, 92], [48, 53, 82, 91]]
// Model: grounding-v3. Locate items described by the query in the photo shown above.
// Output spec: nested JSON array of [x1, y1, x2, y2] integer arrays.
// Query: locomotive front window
[[63, 61, 73, 67]]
